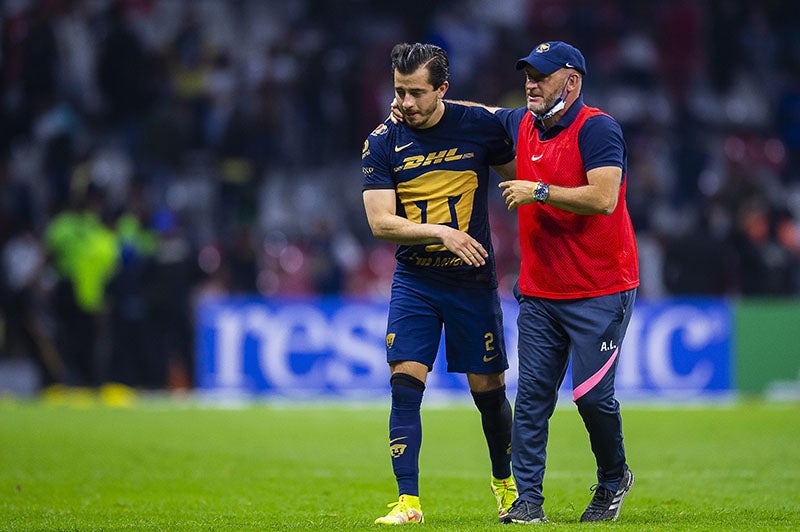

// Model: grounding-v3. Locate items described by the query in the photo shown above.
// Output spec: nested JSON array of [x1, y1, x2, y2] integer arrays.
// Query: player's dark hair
[[391, 43, 449, 89]]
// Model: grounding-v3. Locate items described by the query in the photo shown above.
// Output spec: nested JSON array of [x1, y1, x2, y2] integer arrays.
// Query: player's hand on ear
[[389, 100, 404, 125]]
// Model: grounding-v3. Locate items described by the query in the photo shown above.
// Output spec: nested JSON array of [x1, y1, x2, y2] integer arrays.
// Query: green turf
[[1, 396, 798, 530]]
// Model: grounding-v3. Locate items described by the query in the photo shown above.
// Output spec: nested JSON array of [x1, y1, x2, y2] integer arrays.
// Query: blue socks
[[388, 373, 425, 497], [387, 375, 512, 496], [472, 385, 513, 479]]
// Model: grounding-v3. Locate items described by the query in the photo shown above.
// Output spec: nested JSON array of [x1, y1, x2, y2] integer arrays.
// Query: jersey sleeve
[[578, 114, 627, 174], [493, 107, 527, 146], [361, 122, 394, 191], [477, 108, 515, 166]]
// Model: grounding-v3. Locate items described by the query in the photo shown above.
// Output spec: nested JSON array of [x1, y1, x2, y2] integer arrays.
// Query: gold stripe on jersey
[[397, 169, 477, 253]]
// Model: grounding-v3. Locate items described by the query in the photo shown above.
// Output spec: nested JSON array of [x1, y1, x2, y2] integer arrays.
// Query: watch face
[[534, 183, 548, 202]]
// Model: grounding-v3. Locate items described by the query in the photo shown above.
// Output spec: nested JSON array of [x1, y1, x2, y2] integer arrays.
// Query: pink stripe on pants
[[573, 347, 618, 402]]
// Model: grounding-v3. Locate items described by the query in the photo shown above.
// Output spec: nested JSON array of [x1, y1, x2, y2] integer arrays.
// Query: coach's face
[[394, 66, 448, 129], [523, 66, 574, 116]]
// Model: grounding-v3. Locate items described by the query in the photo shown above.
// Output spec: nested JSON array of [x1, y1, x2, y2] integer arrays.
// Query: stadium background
[[1, 0, 799, 399]]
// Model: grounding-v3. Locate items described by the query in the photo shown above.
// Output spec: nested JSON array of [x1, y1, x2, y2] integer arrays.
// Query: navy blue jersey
[[362, 103, 514, 287]]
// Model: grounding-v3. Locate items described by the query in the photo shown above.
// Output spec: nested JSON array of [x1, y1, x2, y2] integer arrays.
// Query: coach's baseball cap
[[516, 41, 586, 75]]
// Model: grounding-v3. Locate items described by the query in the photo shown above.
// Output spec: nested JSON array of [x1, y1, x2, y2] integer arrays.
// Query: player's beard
[[404, 109, 429, 128], [403, 100, 439, 129]]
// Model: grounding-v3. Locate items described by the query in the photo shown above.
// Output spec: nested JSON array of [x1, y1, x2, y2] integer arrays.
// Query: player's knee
[[467, 371, 505, 393], [390, 372, 426, 392]]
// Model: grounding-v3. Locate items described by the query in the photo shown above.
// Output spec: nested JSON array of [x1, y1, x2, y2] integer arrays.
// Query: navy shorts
[[385, 270, 508, 374]]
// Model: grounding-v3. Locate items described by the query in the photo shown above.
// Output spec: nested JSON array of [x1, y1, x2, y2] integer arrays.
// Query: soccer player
[[362, 42, 518, 525]]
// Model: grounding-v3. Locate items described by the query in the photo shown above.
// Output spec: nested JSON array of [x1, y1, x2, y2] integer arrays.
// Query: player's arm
[[492, 158, 516, 181], [498, 166, 621, 214], [446, 100, 502, 114], [362, 189, 488, 266]]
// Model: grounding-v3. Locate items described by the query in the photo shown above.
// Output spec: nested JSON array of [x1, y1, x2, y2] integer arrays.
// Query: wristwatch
[[533, 182, 550, 203]]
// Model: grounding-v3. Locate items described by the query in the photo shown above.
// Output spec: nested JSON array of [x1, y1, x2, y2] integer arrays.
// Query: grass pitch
[[0, 394, 798, 530]]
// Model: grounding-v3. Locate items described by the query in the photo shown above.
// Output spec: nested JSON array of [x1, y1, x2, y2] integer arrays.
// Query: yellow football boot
[[374, 494, 424, 525], [491, 475, 518, 520]]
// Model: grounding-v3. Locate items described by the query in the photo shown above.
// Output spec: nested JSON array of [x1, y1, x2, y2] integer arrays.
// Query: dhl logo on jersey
[[394, 148, 474, 172]]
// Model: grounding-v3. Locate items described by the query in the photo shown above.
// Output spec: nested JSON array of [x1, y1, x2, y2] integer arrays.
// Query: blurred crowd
[[1, 0, 799, 391]]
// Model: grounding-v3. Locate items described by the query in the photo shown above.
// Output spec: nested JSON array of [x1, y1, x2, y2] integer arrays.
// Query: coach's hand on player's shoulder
[[389, 100, 405, 125], [498, 180, 536, 211], [438, 225, 488, 267]]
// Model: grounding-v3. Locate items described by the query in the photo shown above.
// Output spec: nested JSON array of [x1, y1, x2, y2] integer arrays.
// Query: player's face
[[394, 66, 448, 129], [523, 66, 570, 115]]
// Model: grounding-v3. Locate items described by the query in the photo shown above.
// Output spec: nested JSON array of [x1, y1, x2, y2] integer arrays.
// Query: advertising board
[[196, 297, 732, 400]]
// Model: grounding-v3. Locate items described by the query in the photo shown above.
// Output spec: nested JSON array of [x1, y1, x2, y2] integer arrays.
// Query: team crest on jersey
[[386, 333, 395, 348], [370, 123, 388, 136], [362, 139, 370, 159]]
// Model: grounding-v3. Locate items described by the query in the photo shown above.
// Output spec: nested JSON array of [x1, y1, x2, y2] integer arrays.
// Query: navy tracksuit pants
[[512, 287, 637, 505]]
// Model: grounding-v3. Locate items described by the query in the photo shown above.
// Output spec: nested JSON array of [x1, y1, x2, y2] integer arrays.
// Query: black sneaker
[[580, 468, 634, 522], [501, 499, 549, 524]]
